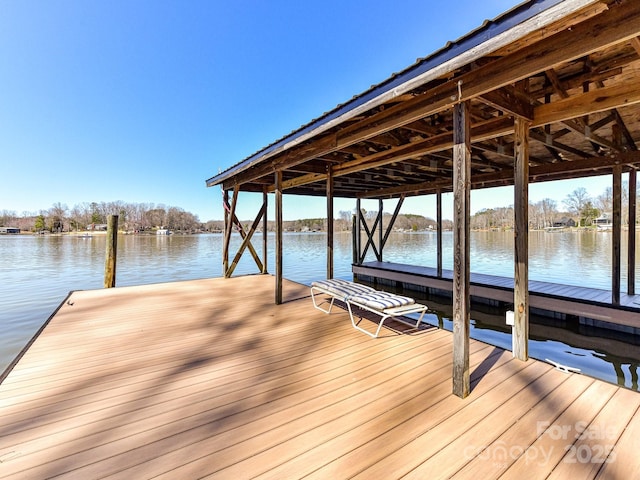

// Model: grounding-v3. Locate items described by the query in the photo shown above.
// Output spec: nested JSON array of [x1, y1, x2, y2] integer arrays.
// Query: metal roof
[[206, 0, 570, 187], [206, 0, 640, 199]]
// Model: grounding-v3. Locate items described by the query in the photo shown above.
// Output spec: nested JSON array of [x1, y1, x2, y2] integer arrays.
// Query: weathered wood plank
[[613, 164, 622, 304], [103, 215, 118, 288], [275, 171, 283, 304], [630, 170, 637, 295], [514, 117, 530, 361], [452, 101, 471, 398], [437, 190, 443, 277], [222, 187, 237, 277], [262, 188, 268, 273], [326, 167, 334, 278]]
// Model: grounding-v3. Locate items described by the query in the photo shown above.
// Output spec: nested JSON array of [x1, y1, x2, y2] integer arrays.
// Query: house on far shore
[[87, 224, 108, 231], [553, 217, 576, 228], [0, 227, 20, 234]]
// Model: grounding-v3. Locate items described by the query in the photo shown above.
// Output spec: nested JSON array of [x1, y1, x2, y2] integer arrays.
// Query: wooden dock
[[354, 261, 640, 331], [1, 275, 639, 479]]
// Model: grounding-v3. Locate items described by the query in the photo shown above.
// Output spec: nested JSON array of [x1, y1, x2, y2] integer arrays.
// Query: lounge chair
[[311, 279, 428, 338]]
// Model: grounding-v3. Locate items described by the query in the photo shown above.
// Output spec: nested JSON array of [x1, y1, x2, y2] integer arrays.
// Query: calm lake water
[[1, 231, 639, 391]]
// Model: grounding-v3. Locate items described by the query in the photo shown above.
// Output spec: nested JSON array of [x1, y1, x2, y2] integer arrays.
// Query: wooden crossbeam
[[478, 86, 534, 120], [225, 202, 267, 278], [222, 187, 238, 277], [359, 151, 640, 198], [381, 195, 405, 250], [268, 77, 640, 197], [359, 208, 380, 263], [533, 81, 640, 127], [223, 192, 264, 277], [224, 0, 640, 190]]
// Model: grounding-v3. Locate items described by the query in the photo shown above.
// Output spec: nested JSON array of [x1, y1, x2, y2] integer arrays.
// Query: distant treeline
[[0, 201, 205, 233], [2, 184, 637, 233]]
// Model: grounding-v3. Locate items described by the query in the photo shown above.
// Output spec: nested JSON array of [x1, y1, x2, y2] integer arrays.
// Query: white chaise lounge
[[311, 279, 428, 338]]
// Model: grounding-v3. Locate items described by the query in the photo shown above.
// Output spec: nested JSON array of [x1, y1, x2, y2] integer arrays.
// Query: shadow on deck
[[0, 275, 638, 479]]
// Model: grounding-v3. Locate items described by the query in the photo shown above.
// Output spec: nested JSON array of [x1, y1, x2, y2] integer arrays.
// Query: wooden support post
[[613, 165, 622, 305], [513, 117, 530, 361], [437, 190, 443, 278], [262, 189, 268, 274], [104, 214, 118, 288], [222, 190, 230, 275], [275, 170, 283, 305], [452, 101, 471, 399], [352, 214, 357, 266], [629, 169, 637, 295], [327, 167, 334, 279], [356, 198, 362, 265], [378, 199, 383, 262], [223, 187, 238, 278]]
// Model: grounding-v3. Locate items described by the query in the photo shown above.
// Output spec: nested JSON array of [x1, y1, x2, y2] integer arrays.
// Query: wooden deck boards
[[1, 275, 638, 479]]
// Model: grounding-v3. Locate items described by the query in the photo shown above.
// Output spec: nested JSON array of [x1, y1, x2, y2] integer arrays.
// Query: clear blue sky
[[0, 0, 616, 222]]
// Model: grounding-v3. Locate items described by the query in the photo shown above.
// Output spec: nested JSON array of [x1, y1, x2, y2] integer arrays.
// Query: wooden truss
[[222, 186, 267, 278]]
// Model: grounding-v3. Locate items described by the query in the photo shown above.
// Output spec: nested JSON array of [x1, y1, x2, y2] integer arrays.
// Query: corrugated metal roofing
[[206, 0, 571, 187]]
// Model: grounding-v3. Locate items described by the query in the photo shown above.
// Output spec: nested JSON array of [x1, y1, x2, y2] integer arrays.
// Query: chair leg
[[347, 302, 379, 338], [310, 287, 335, 314]]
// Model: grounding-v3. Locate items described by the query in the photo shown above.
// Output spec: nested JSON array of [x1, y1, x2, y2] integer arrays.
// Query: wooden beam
[[631, 36, 640, 57], [478, 87, 534, 120], [359, 151, 640, 199], [613, 165, 622, 305], [103, 215, 118, 288], [271, 77, 640, 195], [223, 187, 238, 278], [381, 195, 405, 251], [352, 213, 358, 265], [452, 101, 471, 399], [268, 116, 514, 193], [230, 0, 640, 188], [222, 189, 230, 275], [378, 199, 383, 262], [262, 189, 268, 274], [529, 129, 591, 159], [327, 167, 334, 279], [275, 171, 283, 305], [437, 190, 443, 278], [629, 170, 637, 295], [533, 81, 640, 128], [336, 0, 640, 146], [356, 198, 362, 265], [359, 207, 380, 263], [226, 202, 266, 278], [513, 117, 530, 361], [223, 191, 264, 274]]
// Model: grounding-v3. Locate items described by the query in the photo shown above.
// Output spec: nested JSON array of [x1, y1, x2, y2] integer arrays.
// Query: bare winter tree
[[49, 202, 69, 232], [563, 187, 591, 226], [540, 198, 558, 229]]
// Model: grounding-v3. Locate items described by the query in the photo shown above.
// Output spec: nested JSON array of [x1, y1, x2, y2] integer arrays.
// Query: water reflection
[[1, 230, 639, 391]]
